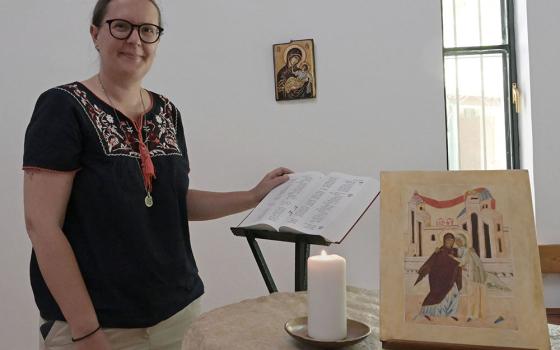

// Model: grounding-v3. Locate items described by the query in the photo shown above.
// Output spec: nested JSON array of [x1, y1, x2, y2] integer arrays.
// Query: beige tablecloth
[[183, 286, 560, 350]]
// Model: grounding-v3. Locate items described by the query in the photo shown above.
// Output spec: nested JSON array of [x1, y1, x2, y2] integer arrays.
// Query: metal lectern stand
[[230, 227, 331, 293]]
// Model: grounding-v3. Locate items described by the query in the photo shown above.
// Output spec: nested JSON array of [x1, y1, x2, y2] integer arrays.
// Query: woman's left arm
[[187, 167, 292, 221]]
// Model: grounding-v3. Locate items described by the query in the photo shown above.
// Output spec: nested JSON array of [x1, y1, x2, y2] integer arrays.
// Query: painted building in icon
[[406, 188, 508, 259]]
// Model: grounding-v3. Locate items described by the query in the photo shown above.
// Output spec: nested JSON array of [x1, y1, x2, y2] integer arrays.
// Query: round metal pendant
[[145, 193, 154, 207]]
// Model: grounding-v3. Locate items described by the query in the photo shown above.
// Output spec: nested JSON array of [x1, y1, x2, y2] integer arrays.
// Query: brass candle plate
[[284, 316, 371, 349]]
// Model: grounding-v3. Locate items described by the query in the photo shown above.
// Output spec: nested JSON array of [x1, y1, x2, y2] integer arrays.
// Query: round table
[[182, 286, 560, 350]]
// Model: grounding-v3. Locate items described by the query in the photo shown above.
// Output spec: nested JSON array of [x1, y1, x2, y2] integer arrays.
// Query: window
[[442, 0, 519, 170]]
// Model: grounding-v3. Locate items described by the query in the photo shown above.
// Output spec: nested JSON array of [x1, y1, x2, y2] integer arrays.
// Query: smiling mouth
[[120, 52, 143, 59]]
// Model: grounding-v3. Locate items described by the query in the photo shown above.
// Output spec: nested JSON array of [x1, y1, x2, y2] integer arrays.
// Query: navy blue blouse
[[23, 82, 204, 328]]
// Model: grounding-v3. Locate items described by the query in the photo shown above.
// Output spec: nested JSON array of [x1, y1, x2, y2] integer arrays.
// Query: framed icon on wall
[[273, 39, 317, 101]]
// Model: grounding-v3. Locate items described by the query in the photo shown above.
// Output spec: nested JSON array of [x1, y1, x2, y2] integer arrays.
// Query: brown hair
[[92, 0, 162, 27], [443, 232, 455, 241]]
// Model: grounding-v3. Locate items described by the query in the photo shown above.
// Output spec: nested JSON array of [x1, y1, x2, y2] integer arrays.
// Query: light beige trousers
[[39, 298, 201, 350]]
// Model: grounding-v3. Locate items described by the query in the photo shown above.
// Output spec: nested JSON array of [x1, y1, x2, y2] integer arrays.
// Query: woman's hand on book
[[250, 167, 293, 205]]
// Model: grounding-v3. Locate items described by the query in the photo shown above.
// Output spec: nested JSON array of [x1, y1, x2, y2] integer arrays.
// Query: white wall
[[1, 1, 446, 348], [161, 0, 447, 309], [518, 0, 560, 307]]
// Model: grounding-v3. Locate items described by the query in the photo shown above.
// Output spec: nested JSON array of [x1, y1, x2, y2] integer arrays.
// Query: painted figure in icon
[[449, 234, 510, 323], [414, 233, 462, 321], [294, 63, 313, 95], [450, 233, 486, 321]]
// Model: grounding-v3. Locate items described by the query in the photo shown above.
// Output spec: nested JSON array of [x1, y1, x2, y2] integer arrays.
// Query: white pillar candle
[[307, 250, 347, 340]]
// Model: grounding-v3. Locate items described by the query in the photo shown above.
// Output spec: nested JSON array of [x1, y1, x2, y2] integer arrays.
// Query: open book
[[238, 172, 380, 243]]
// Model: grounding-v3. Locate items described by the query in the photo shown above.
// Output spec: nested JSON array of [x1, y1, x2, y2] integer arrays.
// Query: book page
[[279, 173, 380, 242], [238, 172, 324, 231]]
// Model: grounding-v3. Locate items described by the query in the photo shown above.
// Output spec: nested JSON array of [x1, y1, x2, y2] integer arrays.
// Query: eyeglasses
[[105, 19, 164, 44]]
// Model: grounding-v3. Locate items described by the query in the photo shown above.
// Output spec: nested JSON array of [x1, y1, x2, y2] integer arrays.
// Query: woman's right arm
[[24, 170, 110, 349]]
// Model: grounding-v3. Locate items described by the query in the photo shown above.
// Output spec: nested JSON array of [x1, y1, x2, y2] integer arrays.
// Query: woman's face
[[91, 0, 160, 80], [444, 237, 455, 248], [289, 55, 300, 67]]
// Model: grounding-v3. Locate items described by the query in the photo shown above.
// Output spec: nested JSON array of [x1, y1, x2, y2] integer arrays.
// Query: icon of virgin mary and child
[[276, 46, 314, 100]]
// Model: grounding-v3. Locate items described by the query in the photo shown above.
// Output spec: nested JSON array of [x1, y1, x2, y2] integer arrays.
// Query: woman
[[450, 234, 511, 323], [448, 234, 486, 321], [23, 0, 290, 349], [414, 233, 462, 321]]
